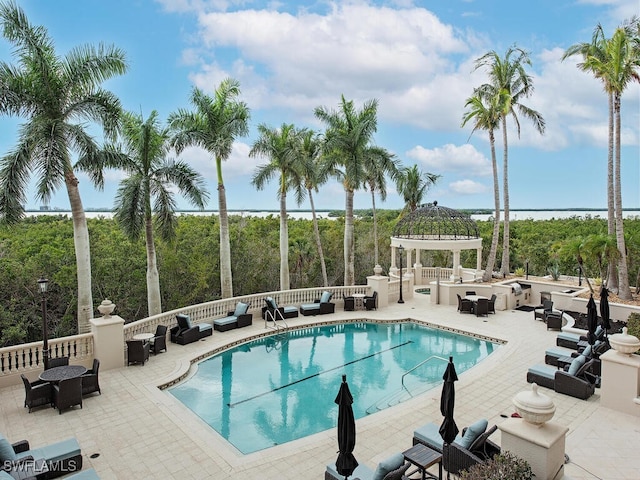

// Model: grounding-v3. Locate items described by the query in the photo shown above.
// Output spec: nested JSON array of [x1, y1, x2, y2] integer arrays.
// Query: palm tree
[[363, 147, 400, 269], [583, 232, 619, 283], [88, 110, 209, 316], [0, 1, 127, 333], [168, 79, 250, 298], [461, 88, 503, 282], [474, 46, 545, 276], [250, 123, 305, 291], [314, 95, 383, 286], [555, 237, 594, 294], [395, 164, 440, 213]]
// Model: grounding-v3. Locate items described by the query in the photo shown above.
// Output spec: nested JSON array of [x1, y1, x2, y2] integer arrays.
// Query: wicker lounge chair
[[0, 434, 83, 479], [126, 340, 150, 366], [325, 452, 409, 480], [527, 356, 598, 399], [300, 291, 335, 316], [53, 376, 83, 414], [170, 314, 213, 344], [213, 302, 252, 332], [544, 343, 603, 375], [364, 291, 378, 310], [20, 374, 51, 413], [262, 296, 298, 321], [556, 325, 605, 349], [81, 358, 101, 396]]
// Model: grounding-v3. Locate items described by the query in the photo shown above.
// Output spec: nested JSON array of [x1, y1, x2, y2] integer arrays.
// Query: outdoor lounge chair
[[261, 296, 298, 320], [300, 291, 335, 316], [170, 314, 213, 344], [544, 343, 603, 375], [126, 340, 150, 366], [213, 302, 252, 332], [526, 356, 598, 399], [20, 374, 51, 413], [534, 300, 554, 321], [0, 433, 83, 479], [81, 358, 101, 396], [325, 452, 409, 480], [556, 325, 605, 349], [53, 377, 83, 414], [412, 419, 500, 475], [364, 291, 378, 310], [150, 325, 167, 354]]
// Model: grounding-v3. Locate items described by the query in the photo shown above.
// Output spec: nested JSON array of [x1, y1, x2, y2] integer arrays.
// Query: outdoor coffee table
[[39, 365, 87, 383], [352, 293, 366, 310], [403, 443, 442, 480]]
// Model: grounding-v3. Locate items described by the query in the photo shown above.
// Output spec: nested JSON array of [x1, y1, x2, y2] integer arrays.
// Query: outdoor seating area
[[0, 434, 83, 479], [261, 296, 299, 321], [300, 291, 336, 316], [527, 356, 599, 400], [325, 452, 409, 480]]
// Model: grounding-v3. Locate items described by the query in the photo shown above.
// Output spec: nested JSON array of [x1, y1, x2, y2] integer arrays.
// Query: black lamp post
[[577, 266, 582, 286], [398, 245, 405, 304], [525, 260, 529, 280], [38, 276, 49, 370]]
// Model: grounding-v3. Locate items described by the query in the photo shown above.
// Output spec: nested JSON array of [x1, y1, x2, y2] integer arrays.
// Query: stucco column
[[367, 273, 389, 308], [90, 300, 125, 371], [600, 342, 640, 417], [476, 247, 482, 271], [451, 250, 461, 281]]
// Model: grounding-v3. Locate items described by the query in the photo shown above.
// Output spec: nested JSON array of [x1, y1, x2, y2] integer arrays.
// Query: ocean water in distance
[[24, 209, 640, 221]]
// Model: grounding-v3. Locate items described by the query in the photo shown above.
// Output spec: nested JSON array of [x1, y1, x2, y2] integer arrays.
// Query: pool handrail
[[401, 354, 450, 390]]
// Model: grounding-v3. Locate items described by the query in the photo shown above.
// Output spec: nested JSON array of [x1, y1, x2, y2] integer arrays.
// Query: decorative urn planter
[[512, 383, 556, 425], [609, 327, 640, 356], [97, 299, 116, 318], [373, 264, 383, 276]]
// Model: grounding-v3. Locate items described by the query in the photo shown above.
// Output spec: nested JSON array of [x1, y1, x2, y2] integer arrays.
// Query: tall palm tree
[[395, 164, 440, 213], [87, 110, 209, 316], [363, 147, 400, 269], [474, 46, 545, 276], [298, 129, 330, 287], [563, 23, 618, 291], [583, 232, 619, 283], [0, 1, 127, 333], [314, 95, 383, 286], [555, 237, 594, 294], [250, 123, 305, 291], [168, 79, 250, 298], [461, 88, 503, 282]]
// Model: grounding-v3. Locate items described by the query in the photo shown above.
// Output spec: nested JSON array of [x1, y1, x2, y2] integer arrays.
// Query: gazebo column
[[452, 250, 461, 282], [476, 247, 482, 271], [414, 248, 423, 285], [390, 246, 398, 276]]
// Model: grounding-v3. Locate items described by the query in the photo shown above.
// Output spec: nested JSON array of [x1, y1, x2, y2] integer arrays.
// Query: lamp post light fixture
[[38, 276, 49, 370], [398, 245, 405, 304], [525, 260, 529, 280], [576, 266, 582, 286]]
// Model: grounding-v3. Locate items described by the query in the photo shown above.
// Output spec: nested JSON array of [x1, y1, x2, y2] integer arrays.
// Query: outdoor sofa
[[325, 452, 409, 480], [300, 291, 335, 316], [412, 419, 500, 476], [170, 314, 213, 344], [212, 302, 252, 332], [0, 434, 82, 479], [527, 356, 598, 399]]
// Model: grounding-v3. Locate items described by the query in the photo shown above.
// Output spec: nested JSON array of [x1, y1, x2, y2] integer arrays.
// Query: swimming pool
[[168, 321, 497, 454]]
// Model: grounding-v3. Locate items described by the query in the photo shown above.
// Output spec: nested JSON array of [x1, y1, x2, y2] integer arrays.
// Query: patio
[[1, 291, 639, 479]]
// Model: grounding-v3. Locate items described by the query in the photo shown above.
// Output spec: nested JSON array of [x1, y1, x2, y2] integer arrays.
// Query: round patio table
[[133, 332, 155, 342], [39, 365, 87, 383]]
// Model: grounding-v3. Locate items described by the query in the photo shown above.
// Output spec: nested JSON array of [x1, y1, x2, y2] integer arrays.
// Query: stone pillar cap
[[609, 327, 640, 355], [513, 383, 555, 425]]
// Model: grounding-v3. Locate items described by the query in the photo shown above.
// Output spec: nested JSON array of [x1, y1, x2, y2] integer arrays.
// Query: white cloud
[[449, 179, 487, 195], [176, 142, 258, 181], [406, 143, 491, 175]]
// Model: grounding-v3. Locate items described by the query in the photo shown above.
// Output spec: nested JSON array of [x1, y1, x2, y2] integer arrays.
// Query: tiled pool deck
[[2, 291, 639, 479]]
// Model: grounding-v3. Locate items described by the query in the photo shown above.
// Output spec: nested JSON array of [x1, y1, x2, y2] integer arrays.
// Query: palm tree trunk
[[279, 192, 290, 290], [308, 188, 328, 287], [65, 171, 93, 334], [344, 188, 355, 286], [500, 117, 510, 276], [483, 130, 501, 282], [613, 95, 631, 299], [217, 156, 233, 298], [370, 186, 379, 267], [606, 91, 618, 291], [145, 214, 162, 316]]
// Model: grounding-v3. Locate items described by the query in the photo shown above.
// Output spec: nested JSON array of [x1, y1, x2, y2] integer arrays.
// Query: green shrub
[[627, 312, 640, 339], [459, 452, 533, 480], [548, 263, 561, 280], [514, 267, 525, 277]]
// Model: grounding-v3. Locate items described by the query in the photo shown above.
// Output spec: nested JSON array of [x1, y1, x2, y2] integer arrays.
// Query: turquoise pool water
[[168, 321, 497, 454]]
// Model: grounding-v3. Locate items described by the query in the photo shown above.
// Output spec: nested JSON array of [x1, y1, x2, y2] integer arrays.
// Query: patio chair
[[343, 296, 355, 311], [488, 294, 496, 314], [81, 358, 101, 396], [364, 291, 378, 310], [126, 339, 150, 366], [47, 356, 69, 369], [53, 377, 83, 414], [545, 310, 563, 330], [300, 291, 336, 316], [0, 433, 83, 479], [465, 290, 476, 296], [556, 325, 605, 349], [475, 298, 489, 317], [457, 294, 474, 314], [262, 296, 298, 320], [170, 314, 213, 344], [545, 343, 603, 375], [20, 374, 52, 413], [534, 300, 554, 321], [325, 452, 409, 480], [150, 325, 167, 354], [213, 302, 253, 332], [526, 356, 598, 399]]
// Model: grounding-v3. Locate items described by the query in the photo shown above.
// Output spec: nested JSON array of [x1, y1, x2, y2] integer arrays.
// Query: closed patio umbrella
[[334, 374, 358, 480], [586, 295, 598, 346], [600, 286, 611, 338], [439, 356, 459, 480]]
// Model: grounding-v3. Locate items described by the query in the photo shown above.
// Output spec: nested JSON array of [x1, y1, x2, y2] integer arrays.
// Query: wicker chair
[[81, 358, 101, 396], [457, 294, 474, 314], [364, 291, 378, 310], [126, 340, 150, 366], [534, 300, 554, 321], [150, 325, 167, 354], [47, 356, 69, 369], [20, 374, 52, 413], [488, 294, 496, 314], [53, 377, 83, 414], [546, 311, 564, 331], [475, 298, 489, 317], [343, 296, 355, 311]]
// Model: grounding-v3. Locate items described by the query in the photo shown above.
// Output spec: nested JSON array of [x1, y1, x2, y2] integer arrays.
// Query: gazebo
[[390, 201, 483, 283]]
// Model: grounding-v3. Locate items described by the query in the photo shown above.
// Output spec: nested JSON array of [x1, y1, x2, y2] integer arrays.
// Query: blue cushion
[[214, 317, 236, 326], [0, 433, 16, 462], [568, 355, 586, 376], [0, 471, 15, 479], [326, 462, 374, 480], [198, 323, 213, 332], [301, 303, 320, 311], [234, 302, 249, 317], [457, 419, 487, 450], [266, 297, 278, 310], [528, 364, 556, 379], [372, 452, 405, 480], [283, 306, 298, 314], [320, 291, 332, 304], [557, 332, 580, 342], [16, 438, 81, 465]]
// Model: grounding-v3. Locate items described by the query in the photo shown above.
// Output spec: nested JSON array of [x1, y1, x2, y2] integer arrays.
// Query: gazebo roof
[[392, 201, 480, 241]]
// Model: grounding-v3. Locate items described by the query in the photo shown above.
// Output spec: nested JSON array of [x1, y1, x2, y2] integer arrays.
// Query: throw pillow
[[372, 452, 405, 480], [320, 291, 332, 304], [234, 302, 249, 317], [456, 418, 488, 450], [0, 433, 17, 462]]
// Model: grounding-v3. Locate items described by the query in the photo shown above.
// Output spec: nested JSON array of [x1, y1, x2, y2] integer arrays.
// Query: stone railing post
[[367, 271, 389, 308], [600, 328, 640, 416], [90, 299, 125, 371]]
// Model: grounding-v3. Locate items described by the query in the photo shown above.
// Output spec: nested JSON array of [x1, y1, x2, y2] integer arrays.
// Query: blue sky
[[0, 0, 638, 212]]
